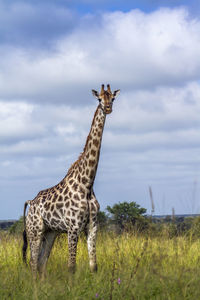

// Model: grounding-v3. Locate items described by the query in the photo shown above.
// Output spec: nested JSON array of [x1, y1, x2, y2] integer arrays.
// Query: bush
[[9, 217, 24, 234], [106, 201, 147, 232]]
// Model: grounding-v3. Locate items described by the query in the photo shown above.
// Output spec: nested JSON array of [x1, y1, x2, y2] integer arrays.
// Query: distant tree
[[106, 201, 147, 231], [164, 215, 172, 223], [190, 216, 200, 238]]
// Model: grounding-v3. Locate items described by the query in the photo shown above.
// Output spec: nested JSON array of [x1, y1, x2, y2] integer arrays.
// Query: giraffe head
[[92, 84, 120, 114]]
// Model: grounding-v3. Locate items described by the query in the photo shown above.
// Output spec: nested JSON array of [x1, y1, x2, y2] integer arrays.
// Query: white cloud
[[104, 82, 200, 150], [0, 101, 46, 141], [0, 101, 98, 158], [1, 8, 200, 102]]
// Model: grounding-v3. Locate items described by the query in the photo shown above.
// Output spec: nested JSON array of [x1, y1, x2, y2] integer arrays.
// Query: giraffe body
[[23, 84, 120, 277]]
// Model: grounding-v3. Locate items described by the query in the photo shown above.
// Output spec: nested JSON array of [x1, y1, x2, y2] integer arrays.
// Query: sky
[[0, 0, 200, 219]]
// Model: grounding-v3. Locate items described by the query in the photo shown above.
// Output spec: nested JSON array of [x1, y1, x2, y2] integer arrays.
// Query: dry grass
[[1, 230, 200, 299]]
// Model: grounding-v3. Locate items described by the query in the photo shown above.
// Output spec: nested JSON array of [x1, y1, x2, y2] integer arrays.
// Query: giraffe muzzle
[[105, 108, 112, 114], [105, 105, 112, 114]]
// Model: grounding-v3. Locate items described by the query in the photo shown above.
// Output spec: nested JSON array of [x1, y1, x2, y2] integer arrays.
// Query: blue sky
[[0, 0, 200, 219], [16, 0, 200, 14]]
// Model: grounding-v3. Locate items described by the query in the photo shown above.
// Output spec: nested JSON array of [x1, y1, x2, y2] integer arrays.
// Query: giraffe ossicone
[[22, 84, 120, 277]]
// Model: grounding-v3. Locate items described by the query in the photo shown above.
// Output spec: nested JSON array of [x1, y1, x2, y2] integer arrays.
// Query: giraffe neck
[[66, 104, 106, 189]]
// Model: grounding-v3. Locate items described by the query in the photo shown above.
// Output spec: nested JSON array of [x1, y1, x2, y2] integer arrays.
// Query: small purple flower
[[95, 293, 99, 298], [117, 278, 121, 285]]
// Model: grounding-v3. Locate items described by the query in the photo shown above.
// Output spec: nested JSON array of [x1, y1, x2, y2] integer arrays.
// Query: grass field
[[1, 230, 200, 300]]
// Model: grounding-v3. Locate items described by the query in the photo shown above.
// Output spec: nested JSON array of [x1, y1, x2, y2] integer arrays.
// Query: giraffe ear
[[113, 89, 120, 98], [92, 89, 99, 99]]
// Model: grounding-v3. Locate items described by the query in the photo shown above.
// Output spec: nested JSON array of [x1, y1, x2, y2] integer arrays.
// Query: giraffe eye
[[112, 98, 115, 102], [98, 98, 101, 102]]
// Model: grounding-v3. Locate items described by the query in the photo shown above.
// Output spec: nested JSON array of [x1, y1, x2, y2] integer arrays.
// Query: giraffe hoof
[[68, 265, 76, 274], [90, 264, 98, 273]]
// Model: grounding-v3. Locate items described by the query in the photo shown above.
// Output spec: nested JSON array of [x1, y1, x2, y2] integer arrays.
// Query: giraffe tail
[[22, 200, 30, 265]]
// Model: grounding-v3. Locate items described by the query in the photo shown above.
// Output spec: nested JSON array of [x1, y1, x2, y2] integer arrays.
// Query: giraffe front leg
[[68, 230, 78, 273], [87, 217, 98, 272], [87, 191, 99, 272]]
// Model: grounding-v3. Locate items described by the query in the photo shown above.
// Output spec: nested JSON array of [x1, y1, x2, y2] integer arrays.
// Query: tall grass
[[1, 230, 200, 299]]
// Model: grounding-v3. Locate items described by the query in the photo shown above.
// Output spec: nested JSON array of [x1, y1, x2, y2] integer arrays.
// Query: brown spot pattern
[[93, 139, 99, 147]]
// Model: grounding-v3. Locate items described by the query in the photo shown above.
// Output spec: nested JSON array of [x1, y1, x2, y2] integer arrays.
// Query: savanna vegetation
[[1, 202, 200, 300]]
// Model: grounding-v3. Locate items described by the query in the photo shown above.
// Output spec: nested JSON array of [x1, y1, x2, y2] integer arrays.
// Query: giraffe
[[22, 84, 120, 277]]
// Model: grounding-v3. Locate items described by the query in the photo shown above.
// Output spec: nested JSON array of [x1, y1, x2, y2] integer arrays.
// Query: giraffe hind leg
[[37, 230, 57, 277], [26, 211, 45, 278], [29, 235, 43, 279]]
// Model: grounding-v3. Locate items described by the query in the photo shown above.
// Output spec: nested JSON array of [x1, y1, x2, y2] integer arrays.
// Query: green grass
[[1, 231, 200, 300]]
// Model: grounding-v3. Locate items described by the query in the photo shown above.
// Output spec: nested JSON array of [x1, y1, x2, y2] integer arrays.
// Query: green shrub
[[9, 217, 24, 235]]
